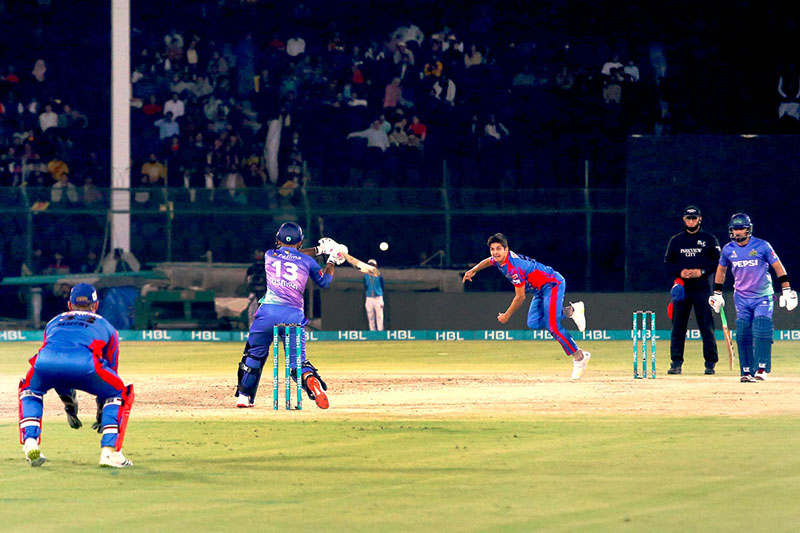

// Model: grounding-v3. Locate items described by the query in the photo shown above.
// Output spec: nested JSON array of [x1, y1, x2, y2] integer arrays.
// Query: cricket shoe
[[99, 447, 133, 468], [306, 376, 329, 409], [570, 301, 586, 333], [571, 352, 591, 380], [23, 438, 46, 467], [740, 374, 757, 383], [235, 394, 254, 408], [754, 369, 768, 381]]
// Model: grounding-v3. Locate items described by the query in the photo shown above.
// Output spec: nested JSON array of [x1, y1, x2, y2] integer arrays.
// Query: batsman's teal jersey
[[719, 237, 779, 298]]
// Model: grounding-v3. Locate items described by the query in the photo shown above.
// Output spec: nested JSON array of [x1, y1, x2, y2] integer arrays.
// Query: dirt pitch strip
[[4, 372, 800, 421]]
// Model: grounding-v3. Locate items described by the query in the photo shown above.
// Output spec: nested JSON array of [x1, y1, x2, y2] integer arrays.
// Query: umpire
[[663, 206, 721, 375]]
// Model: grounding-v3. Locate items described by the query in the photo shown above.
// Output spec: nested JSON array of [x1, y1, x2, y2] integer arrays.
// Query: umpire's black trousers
[[670, 290, 719, 367]]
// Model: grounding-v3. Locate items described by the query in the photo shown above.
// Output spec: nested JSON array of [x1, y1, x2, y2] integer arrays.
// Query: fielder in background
[[663, 205, 721, 375], [18, 283, 134, 468], [709, 213, 797, 382], [246, 248, 267, 327], [462, 233, 590, 379], [236, 222, 342, 408], [364, 259, 385, 331]]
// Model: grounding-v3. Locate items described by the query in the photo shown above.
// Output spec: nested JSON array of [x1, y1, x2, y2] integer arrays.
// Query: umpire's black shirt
[[664, 229, 721, 293]]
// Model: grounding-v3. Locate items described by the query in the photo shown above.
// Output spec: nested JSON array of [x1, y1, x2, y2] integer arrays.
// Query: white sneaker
[[99, 447, 133, 468], [23, 438, 46, 467], [571, 351, 591, 380], [235, 394, 254, 408], [570, 301, 586, 333], [754, 368, 768, 381]]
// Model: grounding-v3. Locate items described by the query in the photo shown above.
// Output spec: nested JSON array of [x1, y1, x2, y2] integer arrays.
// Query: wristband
[[778, 275, 790, 285], [714, 283, 723, 292]]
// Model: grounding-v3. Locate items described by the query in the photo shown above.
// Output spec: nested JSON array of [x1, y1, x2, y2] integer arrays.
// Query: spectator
[[154, 111, 180, 140], [408, 115, 427, 142], [432, 74, 456, 106], [140, 153, 167, 186], [142, 95, 162, 116], [624, 60, 640, 82], [38, 103, 58, 132], [43, 252, 70, 275], [78, 251, 100, 274], [484, 114, 510, 141], [464, 44, 483, 68], [388, 123, 409, 147], [601, 54, 624, 77], [163, 93, 185, 120], [603, 67, 624, 104], [286, 33, 306, 57], [778, 65, 800, 121], [513, 65, 537, 87], [346, 119, 391, 152], [554, 65, 575, 91], [383, 78, 409, 109]]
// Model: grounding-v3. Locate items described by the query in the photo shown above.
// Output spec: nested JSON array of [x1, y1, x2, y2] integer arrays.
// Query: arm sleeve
[[764, 242, 780, 265], [719, 247, 730, 267], [663, 236, 681, 278], [308, 257, 332, 289], [380, 276, 385, 292], [703, 235, 721, 273]]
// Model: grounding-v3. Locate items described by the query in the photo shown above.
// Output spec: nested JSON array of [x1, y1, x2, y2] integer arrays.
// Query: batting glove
[[317, 237, 340, 256], [708, 291, 724, 314], [780, 287, 798, 311], [329, 244, 348, 265]]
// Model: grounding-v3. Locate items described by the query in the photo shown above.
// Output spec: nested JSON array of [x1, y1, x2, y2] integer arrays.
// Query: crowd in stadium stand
[[0, 1, 676, 202], [1, 0, 796, 276]]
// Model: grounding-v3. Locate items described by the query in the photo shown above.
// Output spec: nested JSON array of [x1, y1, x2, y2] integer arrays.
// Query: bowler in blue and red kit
[[18, 283, 134, 467], [235, 222, 334, 408], [463, 233, 591, 379]]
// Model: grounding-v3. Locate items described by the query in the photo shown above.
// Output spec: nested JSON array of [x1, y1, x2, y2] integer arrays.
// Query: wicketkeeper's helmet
[[728, 213, 752, 241], [276, 222, 304, 246]]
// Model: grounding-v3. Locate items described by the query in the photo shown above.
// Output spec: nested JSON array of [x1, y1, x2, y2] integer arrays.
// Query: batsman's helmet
[[276, 222, 304, 246], [728, 213, 752, 242]]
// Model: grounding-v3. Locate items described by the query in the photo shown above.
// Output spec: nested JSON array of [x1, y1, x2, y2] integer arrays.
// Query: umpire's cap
[[276, 222, 304, 245], [682, 205, 701, 217], [70, 283, 98, 305]]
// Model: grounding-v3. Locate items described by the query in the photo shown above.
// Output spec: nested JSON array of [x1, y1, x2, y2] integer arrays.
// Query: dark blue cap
[[70, 283, 98, 305]]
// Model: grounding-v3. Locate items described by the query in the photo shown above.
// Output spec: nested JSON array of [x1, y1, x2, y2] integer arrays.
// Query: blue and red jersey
[[491, 251, 564, 293], [40, 311, 120, 371], [260, 247, 332, 311]]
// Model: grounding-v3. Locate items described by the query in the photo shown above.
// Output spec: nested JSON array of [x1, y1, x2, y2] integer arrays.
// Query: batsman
[[235, 222, 348, 409], [18, 283, 134, 468], [709, 213, 797, 381]]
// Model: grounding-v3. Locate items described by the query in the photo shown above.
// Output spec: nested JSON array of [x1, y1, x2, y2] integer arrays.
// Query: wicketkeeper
[[18, 283, 134, 468]]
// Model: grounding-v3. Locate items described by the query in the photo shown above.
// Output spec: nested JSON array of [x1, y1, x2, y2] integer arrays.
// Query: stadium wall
[[321, 292, 800, 331]]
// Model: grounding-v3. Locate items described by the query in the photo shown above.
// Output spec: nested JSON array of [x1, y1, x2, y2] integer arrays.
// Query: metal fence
[[0, 184, 626, 291]]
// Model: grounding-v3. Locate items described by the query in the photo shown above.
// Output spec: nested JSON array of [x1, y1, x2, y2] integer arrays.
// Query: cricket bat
[[719, 306, 735, 370], [342, 251, 380, 277]]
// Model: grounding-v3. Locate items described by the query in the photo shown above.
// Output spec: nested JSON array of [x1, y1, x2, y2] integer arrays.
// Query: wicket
[[272, 323, 304, 410], [632, 310, 656, 379]]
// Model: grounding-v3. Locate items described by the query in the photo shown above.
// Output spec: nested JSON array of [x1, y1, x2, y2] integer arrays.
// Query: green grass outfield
[[2, 340, 800, 532]]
